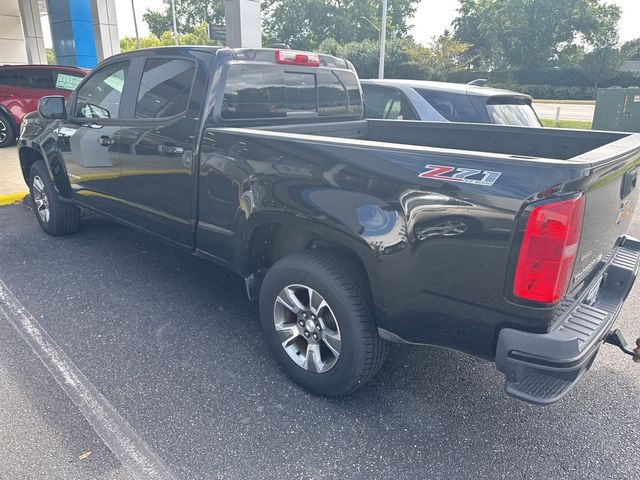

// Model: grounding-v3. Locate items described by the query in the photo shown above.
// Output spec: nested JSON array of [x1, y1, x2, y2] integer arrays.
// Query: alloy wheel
[[32, 175, 50, 223], [0, 119, 6, 143], [273, 284, 342, 373]]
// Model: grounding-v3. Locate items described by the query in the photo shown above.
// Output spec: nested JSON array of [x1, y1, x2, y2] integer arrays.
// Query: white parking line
[[0, 279, 176, 480]]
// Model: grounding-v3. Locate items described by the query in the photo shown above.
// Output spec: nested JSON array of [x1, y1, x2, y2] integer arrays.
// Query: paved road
[[533, 103, 595, 122], [0, 202, 639, 479]]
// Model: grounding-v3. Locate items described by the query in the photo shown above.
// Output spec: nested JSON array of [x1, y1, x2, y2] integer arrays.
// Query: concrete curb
[[0, 193, 28, 206]]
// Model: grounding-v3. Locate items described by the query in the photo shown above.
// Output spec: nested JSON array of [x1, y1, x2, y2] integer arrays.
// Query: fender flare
[[234, 210, 387, 313]]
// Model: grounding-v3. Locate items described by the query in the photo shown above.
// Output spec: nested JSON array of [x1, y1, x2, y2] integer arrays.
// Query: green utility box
[[593, 87, 640, 132]]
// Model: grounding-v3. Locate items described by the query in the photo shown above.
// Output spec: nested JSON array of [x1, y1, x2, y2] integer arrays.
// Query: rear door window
[[362, 85, 417, 120], [135, 58, 196, 119]]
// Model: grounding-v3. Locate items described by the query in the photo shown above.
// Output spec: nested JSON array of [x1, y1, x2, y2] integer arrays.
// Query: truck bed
[[244, 119, 629, 161]]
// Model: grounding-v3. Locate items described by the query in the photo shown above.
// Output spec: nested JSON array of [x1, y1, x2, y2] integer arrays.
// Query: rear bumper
[[496, 235, 640, 405]]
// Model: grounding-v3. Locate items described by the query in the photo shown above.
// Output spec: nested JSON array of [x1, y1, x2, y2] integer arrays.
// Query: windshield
[[486, 100, 541, 127]]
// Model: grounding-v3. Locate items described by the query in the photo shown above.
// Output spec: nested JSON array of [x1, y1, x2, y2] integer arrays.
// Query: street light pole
[[130, 0, 140, 49], [170, 0, 179, 45], [378, 0, 387, 79]]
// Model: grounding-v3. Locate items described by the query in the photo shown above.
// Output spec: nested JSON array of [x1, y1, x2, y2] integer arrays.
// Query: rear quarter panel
[[200, 127, 592, 359]]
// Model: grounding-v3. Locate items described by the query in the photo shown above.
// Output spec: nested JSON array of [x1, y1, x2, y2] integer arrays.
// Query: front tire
[[29, 160, 80, 236], [259, 251, 388, 396]]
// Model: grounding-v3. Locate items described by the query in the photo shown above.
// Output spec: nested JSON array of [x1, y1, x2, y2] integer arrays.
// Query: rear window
[[221, 64, 362, 120], [416, 89, 480, 123], [486, 100, 541, 127]]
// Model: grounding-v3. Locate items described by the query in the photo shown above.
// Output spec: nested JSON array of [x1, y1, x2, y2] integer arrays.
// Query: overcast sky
[[44, 0, 640, 46]]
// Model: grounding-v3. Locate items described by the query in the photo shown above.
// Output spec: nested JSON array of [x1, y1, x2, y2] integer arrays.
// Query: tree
[[579, 1, 623, 89], [453, 0, 621, 71], [582, 47, 622, 90], [318, 37, 424, 79], [621, 39, 640, 61], [121, 22, 215, 52], [143, 0, 224, 37], [263, 0, 419, 51], [318, 34, 470, 81], [452, 0, 504, 69], [420, 33, 472, 81]]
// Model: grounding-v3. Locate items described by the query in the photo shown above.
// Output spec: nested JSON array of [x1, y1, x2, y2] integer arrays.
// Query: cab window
[[221, 65, 362, 120], [75, 62, 129, 119]]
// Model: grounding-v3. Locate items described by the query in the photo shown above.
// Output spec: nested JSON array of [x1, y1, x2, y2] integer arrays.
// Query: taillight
[[513, 195, 585, 303], [275, 50, 320, 67]]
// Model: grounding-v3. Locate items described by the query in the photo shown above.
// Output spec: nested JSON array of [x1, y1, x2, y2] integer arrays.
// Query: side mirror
[[38, 96, 66, 120]]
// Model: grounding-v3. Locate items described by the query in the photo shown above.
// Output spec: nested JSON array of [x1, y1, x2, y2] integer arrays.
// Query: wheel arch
[[239, 213, 385, 313], [19, 144, 73, 198], [0, 105, 19, 130], [19, 146, 45, 184]]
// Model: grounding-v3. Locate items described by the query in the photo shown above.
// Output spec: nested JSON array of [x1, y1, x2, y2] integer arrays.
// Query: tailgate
[[570, 133, 640, 293]]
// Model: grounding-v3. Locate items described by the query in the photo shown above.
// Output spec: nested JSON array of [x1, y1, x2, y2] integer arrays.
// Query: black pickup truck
[[18, 46, 640, 405]]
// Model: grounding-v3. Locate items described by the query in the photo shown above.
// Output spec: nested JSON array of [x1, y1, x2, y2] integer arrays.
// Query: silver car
[[361, 79, 542, 127]]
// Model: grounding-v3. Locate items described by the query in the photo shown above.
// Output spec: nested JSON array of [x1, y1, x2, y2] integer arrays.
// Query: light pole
[[379, 0, 387, 79], [359, 0, 387, 79], [130, 0, 140, 49], [170, 0, 179, 45]]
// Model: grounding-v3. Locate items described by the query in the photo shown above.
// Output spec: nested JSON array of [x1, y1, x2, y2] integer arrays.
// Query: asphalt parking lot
[[1, 200, 639, 480]]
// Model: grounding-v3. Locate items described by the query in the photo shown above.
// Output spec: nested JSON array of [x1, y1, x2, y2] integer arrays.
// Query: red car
[[0, 65, 87, 147]]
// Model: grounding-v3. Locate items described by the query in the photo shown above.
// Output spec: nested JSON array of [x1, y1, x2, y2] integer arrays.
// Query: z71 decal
[[418, 164, 502, 187]]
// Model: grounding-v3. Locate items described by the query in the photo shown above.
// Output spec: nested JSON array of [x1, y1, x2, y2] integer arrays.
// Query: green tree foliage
[[578, 0, 623, 89], [143, 0, 224, 37], [120, 23, 215, 52], [453, 0, 621, 70], [318, 34, 471, 80], [318, 37, 424, 79], [621, 39, 640, 61], [262, 0, 418, 50], [408, 33, 473, 81], [46, 48, 56, 65]]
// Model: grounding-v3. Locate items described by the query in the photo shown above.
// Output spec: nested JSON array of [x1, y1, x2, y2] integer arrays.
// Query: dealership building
[[0, 0, 260, 67]]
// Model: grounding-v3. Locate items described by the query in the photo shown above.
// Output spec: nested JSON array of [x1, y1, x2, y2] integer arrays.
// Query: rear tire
[[259, 250, 388, 396], [0, 113, 16, 148], [29, 160, 80, 236]]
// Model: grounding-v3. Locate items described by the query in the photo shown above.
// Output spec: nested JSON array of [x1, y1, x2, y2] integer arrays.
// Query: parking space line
[[0, 279, 176, 480]]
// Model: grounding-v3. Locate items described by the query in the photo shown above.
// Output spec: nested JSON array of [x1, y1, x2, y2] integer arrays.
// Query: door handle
[[158, 144, 184, 154], [98, 135, 115, 147], [621, 168, 637, 199]]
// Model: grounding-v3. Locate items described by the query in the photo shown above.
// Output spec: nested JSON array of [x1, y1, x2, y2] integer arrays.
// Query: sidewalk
[[0, 147, 28, 201]]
